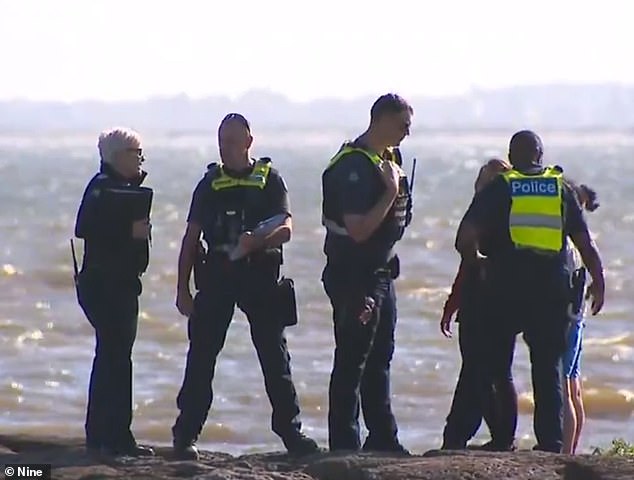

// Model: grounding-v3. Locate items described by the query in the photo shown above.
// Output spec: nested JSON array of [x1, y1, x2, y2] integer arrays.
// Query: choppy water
[[0, 130, 632, 454]]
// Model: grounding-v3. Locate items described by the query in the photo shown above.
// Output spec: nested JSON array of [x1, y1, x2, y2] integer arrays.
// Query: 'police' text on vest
[[510, 178, 558, 197]]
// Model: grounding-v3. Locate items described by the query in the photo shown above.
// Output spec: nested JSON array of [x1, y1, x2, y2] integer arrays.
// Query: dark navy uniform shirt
[[322, 148, 397, 269], [329, 152, 382, 214], [463, 173, 588, 257], [462, 171, 589, 299], [75, 163, 150, 275], [187, 163, 290, 234]]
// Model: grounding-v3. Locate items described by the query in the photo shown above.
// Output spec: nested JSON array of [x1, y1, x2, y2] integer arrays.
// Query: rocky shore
[[1, 435, 633, 480]]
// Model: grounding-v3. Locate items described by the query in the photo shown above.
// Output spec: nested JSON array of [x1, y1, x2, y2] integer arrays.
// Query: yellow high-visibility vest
[[326, 144, 398, 170], [502, 166, 564, 253], [322, 145, 401, 236], [211, 159, 271, 191]]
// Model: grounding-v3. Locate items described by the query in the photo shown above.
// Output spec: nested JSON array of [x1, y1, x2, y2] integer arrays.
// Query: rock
[[0, 435, 633, 479]]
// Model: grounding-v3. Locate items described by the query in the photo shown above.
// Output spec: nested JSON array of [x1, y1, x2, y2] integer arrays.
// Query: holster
[[364, 257, 398, 310], [276, 276, 298, 327], [193, 241, 208, 291]]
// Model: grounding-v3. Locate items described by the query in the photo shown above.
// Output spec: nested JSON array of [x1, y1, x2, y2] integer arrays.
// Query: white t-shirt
[[565, 238, 583, 271], [565, 238, 586, 322]]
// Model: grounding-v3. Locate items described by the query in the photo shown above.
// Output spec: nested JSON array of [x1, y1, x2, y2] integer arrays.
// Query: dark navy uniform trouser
[[442, 270, 520, 449], [322, 261, 399, 451], [77, 269, 141, 449], [442, 318, 517, 448], [172, 256, 302, 444], [495, 263, 570, 453], [455, 293, 567, 453], [520, 300, 569, 453]]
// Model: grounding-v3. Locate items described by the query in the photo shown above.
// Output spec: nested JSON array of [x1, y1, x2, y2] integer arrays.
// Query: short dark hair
[[507, 129, 543, 167], [509, 130, 543, 157], [370, 94, 413, 122], [220, 112, 251, 132]]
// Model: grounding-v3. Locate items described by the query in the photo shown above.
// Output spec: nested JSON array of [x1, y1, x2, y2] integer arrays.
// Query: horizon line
[[2, 81, 634, 105]]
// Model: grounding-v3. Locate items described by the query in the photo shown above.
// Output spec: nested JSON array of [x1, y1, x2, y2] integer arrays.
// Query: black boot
[[362, 436, 410, 456], [282, 432, 321, 456], [173, 438, 200, 460]]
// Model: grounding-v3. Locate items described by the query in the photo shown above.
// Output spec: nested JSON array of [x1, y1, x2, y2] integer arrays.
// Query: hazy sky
[[1, 0, 632, 102]]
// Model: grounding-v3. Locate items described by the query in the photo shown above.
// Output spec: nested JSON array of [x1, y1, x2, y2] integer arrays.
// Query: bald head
[[218, 112, 253, 166], [508, 130, 543, 169]]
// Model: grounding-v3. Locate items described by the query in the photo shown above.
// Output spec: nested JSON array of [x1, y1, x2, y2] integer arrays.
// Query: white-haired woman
[[74, 127, 154, 457]]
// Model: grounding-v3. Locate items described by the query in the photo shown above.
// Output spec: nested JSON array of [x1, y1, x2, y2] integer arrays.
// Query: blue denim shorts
[[563, 315, 584, 379]]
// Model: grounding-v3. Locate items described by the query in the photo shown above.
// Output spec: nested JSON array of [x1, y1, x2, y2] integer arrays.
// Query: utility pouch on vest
[[276, 276, 298, 327], [569, 267, 587, 316]]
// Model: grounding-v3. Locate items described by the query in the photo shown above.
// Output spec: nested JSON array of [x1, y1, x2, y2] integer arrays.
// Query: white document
[[228, 213, 289, 261]]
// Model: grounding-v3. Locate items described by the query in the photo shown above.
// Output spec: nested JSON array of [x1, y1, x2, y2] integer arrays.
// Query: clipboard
[[228, 213, 288, 261], [100, 186, 153, 220]]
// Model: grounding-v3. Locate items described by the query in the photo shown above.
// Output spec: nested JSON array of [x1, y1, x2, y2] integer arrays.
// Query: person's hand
[[440, 312, 454, 338], [132, 219, 151, 239], [579, 184, 600, 212], [379, 160, 401, 195], [358, 296, 376, 325], [237, 231, 263, 255], [586, 280, 605, 315], [176, 289, 194, 317]]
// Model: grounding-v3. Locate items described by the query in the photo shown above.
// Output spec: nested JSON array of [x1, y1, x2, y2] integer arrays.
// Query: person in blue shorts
[[562, 184, 599, 455]]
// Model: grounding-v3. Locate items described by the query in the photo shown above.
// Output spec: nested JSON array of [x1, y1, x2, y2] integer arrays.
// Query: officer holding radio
[[321, 94, 414, 453]]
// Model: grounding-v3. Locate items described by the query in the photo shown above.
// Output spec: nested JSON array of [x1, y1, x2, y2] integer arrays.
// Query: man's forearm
[[580, 244, 605, 288], [261, 224, 291, 249], [455, 221, 480, 265], [572, 231, 605, 288], [347, 190, 397, 243], [177, 242, 196, 293]]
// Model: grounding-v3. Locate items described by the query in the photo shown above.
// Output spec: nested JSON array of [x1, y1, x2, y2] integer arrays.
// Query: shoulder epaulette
[[205, 162, 221, 178]]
